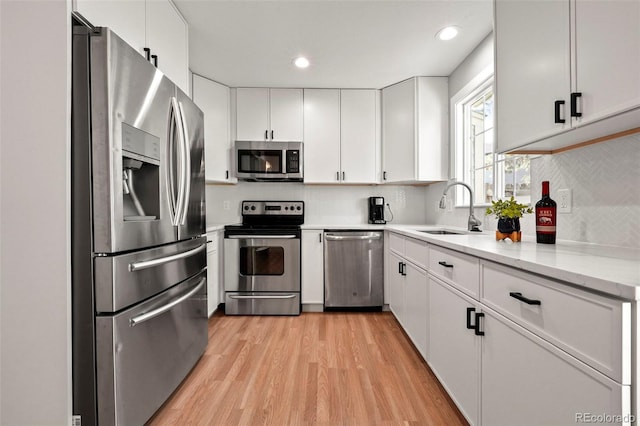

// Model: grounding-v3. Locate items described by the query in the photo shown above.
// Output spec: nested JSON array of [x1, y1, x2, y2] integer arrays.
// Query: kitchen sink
[[418, 230, 465, 235]]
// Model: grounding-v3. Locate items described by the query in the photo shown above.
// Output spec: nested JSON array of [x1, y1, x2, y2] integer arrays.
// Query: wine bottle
[[535, 181, 557, 244]]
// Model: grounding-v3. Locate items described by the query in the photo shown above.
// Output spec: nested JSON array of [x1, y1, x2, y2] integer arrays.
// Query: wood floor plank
[[148, 312, 468, 426]]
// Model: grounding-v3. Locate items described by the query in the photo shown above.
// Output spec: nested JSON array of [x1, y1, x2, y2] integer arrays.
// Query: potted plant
[[485, 197, 533, 242]]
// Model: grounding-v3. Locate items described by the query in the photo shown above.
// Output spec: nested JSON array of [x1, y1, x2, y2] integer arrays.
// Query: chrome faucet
[[439, 180, 482, 232]]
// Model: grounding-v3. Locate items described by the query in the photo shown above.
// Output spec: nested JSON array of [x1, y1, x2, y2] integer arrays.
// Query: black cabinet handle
[[383, 171, 387, 181], [225, 170, 229, 179], [466, 307, 476, 330], [151, 54, 158, 67], [571, 92, 582, 117], [342, 171, 345, 181], [144, 47, 151, 61], [319, 233, 322, 243], [438, 261, 454, 268], [265, 130, 268, 140], [336, 171, 340, 181], [474, 312, 485, 336], [401, 263, 407, 276], [554, 100, 566, 123], [271, 130, 274, 140], [398, 261, 403, 274], [509, 292, 541, 305]]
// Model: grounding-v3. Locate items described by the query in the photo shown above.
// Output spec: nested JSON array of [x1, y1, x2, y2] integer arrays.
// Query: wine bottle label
[[536, 207, 556, 233]]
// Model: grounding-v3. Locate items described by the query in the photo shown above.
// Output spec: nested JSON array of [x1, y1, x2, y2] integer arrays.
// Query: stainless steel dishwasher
[[323, 231, 384, 309]]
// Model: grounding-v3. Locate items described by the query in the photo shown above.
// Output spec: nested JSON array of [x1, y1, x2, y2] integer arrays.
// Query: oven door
[[224, 233, 300, 292]]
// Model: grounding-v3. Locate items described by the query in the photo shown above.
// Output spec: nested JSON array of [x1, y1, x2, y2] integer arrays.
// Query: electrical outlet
[[558, 189, 572, 213], [223, 200, 230, 210]]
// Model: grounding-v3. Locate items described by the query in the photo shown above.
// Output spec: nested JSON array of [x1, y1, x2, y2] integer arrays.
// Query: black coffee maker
[[368, 197, 386, 224]]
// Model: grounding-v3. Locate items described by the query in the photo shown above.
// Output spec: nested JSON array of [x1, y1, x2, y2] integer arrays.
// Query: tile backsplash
[[206, 183, 428, 226], [530, 133, 640, 248], [428, 133, 640, 248]]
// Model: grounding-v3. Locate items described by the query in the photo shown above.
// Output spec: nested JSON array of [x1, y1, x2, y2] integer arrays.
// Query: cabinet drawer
[[482, 262, 631, 384], [404, 237, 428, 270], [388, 232, 404, 255], [429, 245, 480, 298]]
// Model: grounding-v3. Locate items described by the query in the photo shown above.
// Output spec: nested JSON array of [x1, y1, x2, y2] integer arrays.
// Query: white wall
[[206, 183, 429, 226], [0, 1, 72, 424]]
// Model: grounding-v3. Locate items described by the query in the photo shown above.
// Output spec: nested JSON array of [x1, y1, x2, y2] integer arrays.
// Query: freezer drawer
[[95, 271, 207, 426], [225, 292, 301, 315], [94, 237, 207, 313], [324, 231, 384, 308]]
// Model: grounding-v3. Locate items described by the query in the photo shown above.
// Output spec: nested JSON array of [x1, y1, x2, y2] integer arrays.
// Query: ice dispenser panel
[[122, 123, 160, 221]]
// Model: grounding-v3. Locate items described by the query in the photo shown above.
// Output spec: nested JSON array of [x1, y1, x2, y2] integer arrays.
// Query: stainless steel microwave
[[235, 141, 303, 182]]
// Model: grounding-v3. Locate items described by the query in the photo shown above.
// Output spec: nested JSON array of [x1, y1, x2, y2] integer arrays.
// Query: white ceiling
[[173, 0, 494, 89]]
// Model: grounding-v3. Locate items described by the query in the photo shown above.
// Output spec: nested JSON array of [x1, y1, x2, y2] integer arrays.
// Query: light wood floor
[[149, 311, 468, 426]]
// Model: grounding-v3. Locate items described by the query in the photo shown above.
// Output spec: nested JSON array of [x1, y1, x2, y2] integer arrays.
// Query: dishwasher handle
[[324, 233, 382, 241]]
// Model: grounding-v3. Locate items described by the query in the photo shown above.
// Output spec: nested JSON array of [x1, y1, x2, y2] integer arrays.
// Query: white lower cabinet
[[428, 275, 480, 425], [206, 230, 221, 317], [301, 230, 324, 307], [481, 308, 630, 426], [384, 231, 633, 425], [387, 241, 428, 358]]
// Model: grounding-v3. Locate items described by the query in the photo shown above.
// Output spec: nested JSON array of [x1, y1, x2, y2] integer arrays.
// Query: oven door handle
[[228, 294, 297, 300], [226, 235, 298, 239], [129, 278, 205, 327], [129, 243, 206, 271]]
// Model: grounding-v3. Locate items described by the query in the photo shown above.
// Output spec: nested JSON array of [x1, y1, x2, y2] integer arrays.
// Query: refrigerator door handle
[[167, 98, 180, 225], [177, 101, 191, 226], [129, 243, 206, 271], [129, 278, 205, 327], [170, 97, 187, 226]]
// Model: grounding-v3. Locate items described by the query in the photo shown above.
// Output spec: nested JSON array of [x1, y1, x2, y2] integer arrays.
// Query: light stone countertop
[[208, 221, 640, 300], [386, 224, 640, 301]]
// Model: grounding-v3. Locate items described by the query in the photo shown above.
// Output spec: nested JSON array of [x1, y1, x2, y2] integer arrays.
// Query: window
[[453, 74, 531, 207]]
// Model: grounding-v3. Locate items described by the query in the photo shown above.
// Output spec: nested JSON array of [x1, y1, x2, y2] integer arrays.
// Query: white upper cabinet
[[145, 0, 189, 93], [303, 89, 341, 183], [192, 74, 234, 183], [340, 90, 379, 183], [74, 0, 189, 93], [236, 88, 303, 141], [495, 0, 640, 153], [382, 77, 448, 184], [303, 89, 379, 184]]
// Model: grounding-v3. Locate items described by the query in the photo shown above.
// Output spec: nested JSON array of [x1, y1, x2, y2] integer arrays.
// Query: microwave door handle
[[177, 101, 191, 226], [171, 97, 187, 225], [166, 99, 178, 225]]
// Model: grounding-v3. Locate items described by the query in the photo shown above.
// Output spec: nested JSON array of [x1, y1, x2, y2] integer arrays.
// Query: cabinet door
[[236, 88, 270, 141], [301, 230, 325, 305], [303, 89, 341, 183], [382, 78, 416, 182], [481, 309, 629, 426], [574, 0, 640, 126], [270, 88, 303, 141], [428, 276, 480, 425], [146, 0, 189, 93], [340, 90, 378, 183], [206, 246, 219, 317], [193, 75, 232, 183], [495, 0, 571, 152], [403, 262, 428, 359], [388, 252, 405, 325], [74, 0, 146, 57]]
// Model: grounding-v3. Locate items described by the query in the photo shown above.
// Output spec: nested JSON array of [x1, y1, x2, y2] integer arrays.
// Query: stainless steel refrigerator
[[72, 26, 207, 425]]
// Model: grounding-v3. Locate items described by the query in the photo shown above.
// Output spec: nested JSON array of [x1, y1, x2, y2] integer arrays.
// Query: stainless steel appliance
[[224, 201, 304, 315], [235, 140, 303, 181], [368, 196, 386, 224], [71, 26, 207, 426], [324, 231, 384, 309]]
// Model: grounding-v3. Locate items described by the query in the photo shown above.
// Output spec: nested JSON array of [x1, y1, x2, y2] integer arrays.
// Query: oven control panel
[[241, 200, 304, 216]]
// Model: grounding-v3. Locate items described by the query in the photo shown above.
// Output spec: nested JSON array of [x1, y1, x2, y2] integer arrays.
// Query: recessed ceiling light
[[436, 26, 459, 41], [294, 57, 310, 68]]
